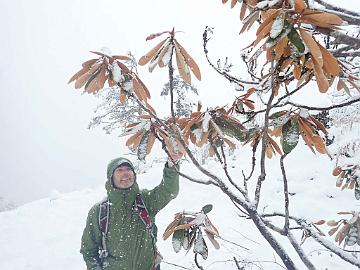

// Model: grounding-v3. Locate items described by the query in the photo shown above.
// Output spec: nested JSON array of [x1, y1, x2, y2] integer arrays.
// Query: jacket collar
[[105, 179, 140, 210]]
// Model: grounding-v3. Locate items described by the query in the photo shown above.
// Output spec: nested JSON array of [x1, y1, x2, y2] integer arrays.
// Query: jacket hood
[[106, 157, 136, 182], [105, 157, 139, 208]]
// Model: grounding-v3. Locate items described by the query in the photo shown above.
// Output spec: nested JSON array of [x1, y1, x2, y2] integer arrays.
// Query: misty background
[[0, 0, 353, 206], [0, 0, 240, 205]]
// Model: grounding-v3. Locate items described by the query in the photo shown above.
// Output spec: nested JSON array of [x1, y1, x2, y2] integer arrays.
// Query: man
[[80, 157, 180, 270]]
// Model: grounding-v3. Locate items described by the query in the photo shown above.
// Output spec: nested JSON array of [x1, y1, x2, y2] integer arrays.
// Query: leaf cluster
[[163, 204, 220, 260]]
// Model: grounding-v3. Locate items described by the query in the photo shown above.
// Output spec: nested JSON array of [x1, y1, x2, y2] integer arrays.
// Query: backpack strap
[[134, 193, 154, 236], [134, 193, 163, 269], [97, 194, 162, 268], [98, 198, 110, 261]]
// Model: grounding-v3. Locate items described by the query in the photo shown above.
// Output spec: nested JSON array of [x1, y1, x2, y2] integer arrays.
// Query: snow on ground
[[0, 136, 359, 270]]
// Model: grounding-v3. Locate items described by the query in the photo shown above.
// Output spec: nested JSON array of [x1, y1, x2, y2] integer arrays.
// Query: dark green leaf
[[287, 28, 305, 53], [218, 120, 254, 142], [281, 117, 300, 154], [355, 182, 360, 200], [202, 204, 213, 214], [172, 229, 185, 253], [182, 229, 191, 250], [190, 124, 199, 131]]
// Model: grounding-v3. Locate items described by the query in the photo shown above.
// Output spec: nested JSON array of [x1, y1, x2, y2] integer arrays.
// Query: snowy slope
[[0, 137, 358, 270]]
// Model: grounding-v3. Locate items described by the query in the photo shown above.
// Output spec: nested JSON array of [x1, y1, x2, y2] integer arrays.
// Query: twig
[[230, 198, 249, 216], [194, 254, 205, 270], [162, 260, 193, 270], [262, 219, 317, 269], [219, 143, 249, 199], [280, 155, 290, 234], [254, 56, 277, 209], [178, 170, 216, 186], [242, 76, 312, 125], [233, 257, 243, 270], [232, 228, 261, 245], [202, 26, 258, 89], [218, 235, 250, 250], [168, 32, 176, 122], [273, 76, 313, 106], [244, 138, 259, 182]]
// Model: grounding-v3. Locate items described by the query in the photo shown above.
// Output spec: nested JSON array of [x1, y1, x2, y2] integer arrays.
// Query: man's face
[[112, 165, 135, 189]]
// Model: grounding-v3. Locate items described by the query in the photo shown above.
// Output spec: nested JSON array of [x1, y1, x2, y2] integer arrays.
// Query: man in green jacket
[[80, 157, 180, 270]]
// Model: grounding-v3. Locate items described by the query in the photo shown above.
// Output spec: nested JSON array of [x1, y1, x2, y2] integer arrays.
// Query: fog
[[0, 0, 240, 205], [0, 0, 355, 205]]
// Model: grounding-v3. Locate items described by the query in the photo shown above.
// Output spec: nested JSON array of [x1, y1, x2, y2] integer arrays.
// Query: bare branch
[[287, 231, 317, 270], [273, 76, 313, 107], [254, 56, 277, 209], [220, 143, 249, 200], [194, 254, 205, 270], [168, 34, 176, 121], [262, 212, 360, 268], [162, 260, 193, 270], [242, 71, 312, 126], [232, 199, 250, 216], [233, 257, 242, 270], [217, 235, 250, 250], [299, 220, 360, 268], [177, 170, 216, 186], [202, 26, 258, 90]]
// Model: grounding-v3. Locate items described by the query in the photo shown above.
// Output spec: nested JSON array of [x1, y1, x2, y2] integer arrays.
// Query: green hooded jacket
[[80, 158, 179, 270]]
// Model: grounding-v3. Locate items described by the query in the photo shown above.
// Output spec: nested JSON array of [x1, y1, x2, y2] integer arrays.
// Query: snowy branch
[[254, 57, 277, 209], [287, 231, 317, 270], [285, 97, 360, 111], [202, 26, 258, 90], [262, 212, 360, 268], [312, 0, 360, 23]]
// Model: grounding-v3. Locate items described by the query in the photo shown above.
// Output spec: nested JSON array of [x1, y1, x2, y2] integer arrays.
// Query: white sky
[[0, 0, 357, 205]]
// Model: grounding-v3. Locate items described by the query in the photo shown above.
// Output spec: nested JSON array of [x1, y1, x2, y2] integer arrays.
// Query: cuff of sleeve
[[165, 160, 180, 170]]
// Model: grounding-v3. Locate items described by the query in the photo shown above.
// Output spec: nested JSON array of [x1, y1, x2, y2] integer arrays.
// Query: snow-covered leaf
[[270, 13, 285, 39], [202, 112, 211, 132], [172, 229, 185, 253], [190, 212, 206, 226], [287, 27, 305, 53], [281, 117, 300, 154], [193, 231, 208, 260]]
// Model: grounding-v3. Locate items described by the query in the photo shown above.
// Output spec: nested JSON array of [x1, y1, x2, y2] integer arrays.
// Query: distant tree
[[161, 75, 198, 117], [87, 53, 146, 134], [0, 197, 16, 212], [69, 0, 360, 268]]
